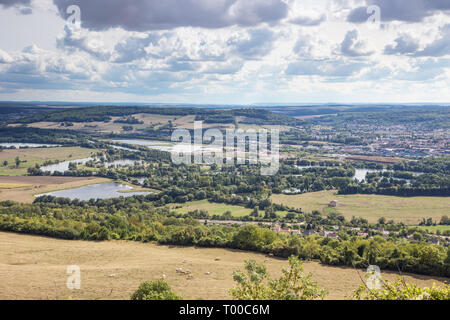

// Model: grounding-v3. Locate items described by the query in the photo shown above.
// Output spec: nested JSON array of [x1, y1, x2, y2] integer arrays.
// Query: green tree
[[413, 232, 423, 242], [251, 207, 259, 218], [15, 156, 20, 168], [230, 256, 327, 300], [222, 211, 232, 219], [131, 280, 182, 300], [264, 206, 277, 219]]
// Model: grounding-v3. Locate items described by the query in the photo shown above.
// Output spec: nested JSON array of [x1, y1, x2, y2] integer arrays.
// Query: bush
[[353, 277, 450, 300], [131, 280, 182, 300], [230, 256, 327, 300]]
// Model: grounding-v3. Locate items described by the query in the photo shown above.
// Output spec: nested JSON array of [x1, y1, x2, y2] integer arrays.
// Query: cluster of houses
[[297, 124, 449, 158], [203, 219, 450, 246]]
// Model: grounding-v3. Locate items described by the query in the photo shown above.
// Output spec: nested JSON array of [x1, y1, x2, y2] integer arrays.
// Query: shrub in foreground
[[353, 277, 450, 300], [131, 280, 182, 300], [230, 256, 327, 300]]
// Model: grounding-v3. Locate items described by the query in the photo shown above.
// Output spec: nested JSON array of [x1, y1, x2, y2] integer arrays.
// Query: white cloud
[[0, 48, 13, 63], [0, 0, 449, 103]]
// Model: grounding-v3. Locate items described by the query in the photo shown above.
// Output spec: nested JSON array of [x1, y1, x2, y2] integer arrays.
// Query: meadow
[[0, 232, 447, 300], [271, 190, 450, 225], [0, 147, 95, 176], [415, 225, 450, 234], [170, 199, 288, 218]]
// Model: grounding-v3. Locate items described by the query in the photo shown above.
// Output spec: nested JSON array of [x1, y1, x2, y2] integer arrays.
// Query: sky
[[0, 0, 449, 104]]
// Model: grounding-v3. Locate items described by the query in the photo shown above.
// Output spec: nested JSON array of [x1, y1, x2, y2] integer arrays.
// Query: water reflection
[[37, 182, 152, 201]]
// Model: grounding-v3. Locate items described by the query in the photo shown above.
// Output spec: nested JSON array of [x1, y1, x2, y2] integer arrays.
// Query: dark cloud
[[57, 26, 111, 60], [384, 35, 420, 55], [113, 33, 163, 63], [289, 15, 326, 26], [396, 58, 450, 80], [414, 24, 450, 57], [19, 7, 32, 14], [0, 0, 30, 7], [228, 28, 275, 59], [53, 0, 288, 31], [293, 34, 314, 57], [286, 59, 368, 77], [341, 30, 374, 57], [348, 0, 450, 23], [165, 57, 197, 72], [202, 60, 244, 74], [0, 0, 32, 14]]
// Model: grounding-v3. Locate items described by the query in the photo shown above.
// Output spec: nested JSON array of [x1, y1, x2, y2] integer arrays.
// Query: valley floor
[[272, 190, 450, 225]]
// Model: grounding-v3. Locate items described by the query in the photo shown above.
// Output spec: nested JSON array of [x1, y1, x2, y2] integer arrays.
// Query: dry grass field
[[0, 232, 447, 300], [0, 176, 110, 203], [21, 113, 235, 133], [0, 147, 95, 176], [272, 190, 450, 225]]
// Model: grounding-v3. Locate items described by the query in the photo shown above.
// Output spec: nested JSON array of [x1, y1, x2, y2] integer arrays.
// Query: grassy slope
[[0, 232, 447, 300]]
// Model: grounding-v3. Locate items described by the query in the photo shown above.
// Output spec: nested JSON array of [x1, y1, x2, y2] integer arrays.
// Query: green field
[[272, 190, 450, 225], [0, 147, 95, 176], [171, 199, 288, 218], [415, 225, 450, 234]]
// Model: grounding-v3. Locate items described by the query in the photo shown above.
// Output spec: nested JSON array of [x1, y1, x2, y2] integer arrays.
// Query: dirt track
[[0, 176, 97, 184]]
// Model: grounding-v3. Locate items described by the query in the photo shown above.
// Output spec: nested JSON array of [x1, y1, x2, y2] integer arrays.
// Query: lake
[[37, 182, 152, 201], [111, 139, 173, 150]]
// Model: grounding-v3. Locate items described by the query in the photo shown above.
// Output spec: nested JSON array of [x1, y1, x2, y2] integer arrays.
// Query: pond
[[40, 158, 145, 173], [37, 182, 153, 201], [353, 168, 387, 182], [108, 145, 138, 152], [104, 159, 144, 168], [296, 165, 387, 182], [40, 158, 94, 174], [0, 143, 61, 148]]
